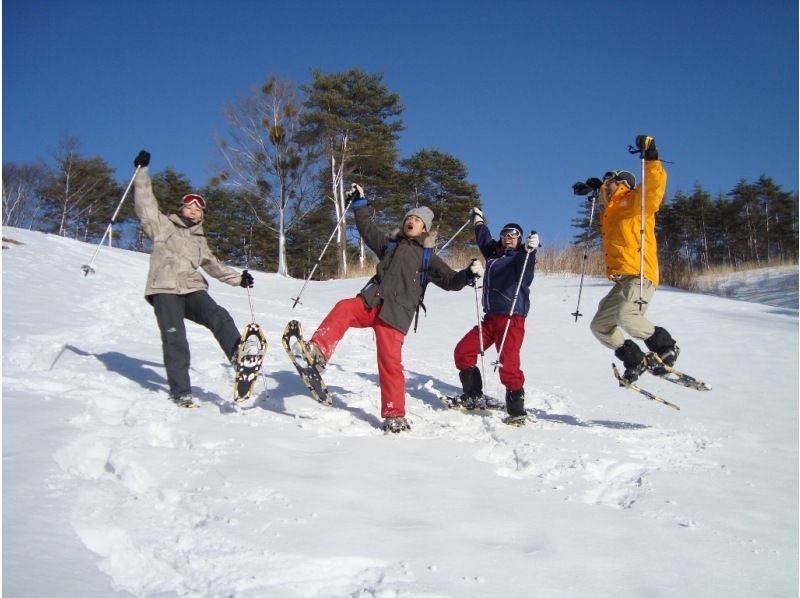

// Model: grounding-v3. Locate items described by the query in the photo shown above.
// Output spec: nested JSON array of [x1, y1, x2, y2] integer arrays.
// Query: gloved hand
[[635, 135, 659, 160], [525, 232, 540, 252], [239, 270, 254, 288], [134, 150, 150, 168], [586, 177, 603, 190], [470, 206, 485, 226], [572, 182, 591, 196], [345, 183, 364, 201], [468, 258, 485, 278], [346, 183, 367, 209]]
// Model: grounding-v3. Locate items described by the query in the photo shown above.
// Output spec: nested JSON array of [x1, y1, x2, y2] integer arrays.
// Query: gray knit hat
[[403, 206, 434, 231]]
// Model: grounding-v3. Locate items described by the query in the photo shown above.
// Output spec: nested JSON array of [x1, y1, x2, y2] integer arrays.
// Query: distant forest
[[3, 68, 797, 282]]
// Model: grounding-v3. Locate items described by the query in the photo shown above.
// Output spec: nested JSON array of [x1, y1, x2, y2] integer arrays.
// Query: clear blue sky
[[4, 0, 798, 245]]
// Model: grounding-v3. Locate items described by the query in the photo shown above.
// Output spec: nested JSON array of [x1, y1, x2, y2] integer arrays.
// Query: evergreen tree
[[393, 149, 481, 255], [299, 68, 404, 276], [202, 186, 278, 271]]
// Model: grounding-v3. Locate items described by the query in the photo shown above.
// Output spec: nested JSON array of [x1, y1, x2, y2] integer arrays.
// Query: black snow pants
[[151, 291, 241, 398]]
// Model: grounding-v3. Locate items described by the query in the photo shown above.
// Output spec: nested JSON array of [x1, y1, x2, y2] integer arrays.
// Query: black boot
[[644, 326, 680, 370], [614, 340, 647, 383], [505, 387, 525, 417], [458, 366, 484, 409]]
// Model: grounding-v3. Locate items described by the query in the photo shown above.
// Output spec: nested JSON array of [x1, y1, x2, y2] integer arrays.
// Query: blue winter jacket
[[476, 223, 536, 317]]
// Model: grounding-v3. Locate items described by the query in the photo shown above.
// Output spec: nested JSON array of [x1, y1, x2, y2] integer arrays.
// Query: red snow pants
[[310, 296, 407, 418], [454, 313, 526, 391]]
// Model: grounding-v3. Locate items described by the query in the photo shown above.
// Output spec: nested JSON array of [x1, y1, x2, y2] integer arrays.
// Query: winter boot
[[505, 387, 525, 417], [231, 334, 262, 365], [168, 393, 198, 409], [458, 366, 484, 409], [644, 326, 680, 374], [383, 416, 411, 434], [291, 339, 327, 373], [614, 339, 647, 383]]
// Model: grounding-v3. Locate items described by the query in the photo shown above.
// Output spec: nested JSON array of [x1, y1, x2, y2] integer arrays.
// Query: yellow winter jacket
[[600, 160, 667, 286]]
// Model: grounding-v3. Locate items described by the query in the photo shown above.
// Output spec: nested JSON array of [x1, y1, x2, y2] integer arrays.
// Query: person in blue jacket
[[453, 208, 539, 421]]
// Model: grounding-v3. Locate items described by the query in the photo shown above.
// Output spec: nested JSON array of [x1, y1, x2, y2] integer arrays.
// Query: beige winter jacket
[[133, 167, 242, 301]]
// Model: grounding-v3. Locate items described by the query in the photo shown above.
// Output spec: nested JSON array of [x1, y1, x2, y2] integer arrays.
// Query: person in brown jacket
[[296, 183, 483, 433], [590, 135, 679, 383], [133, 150, 254, 408]]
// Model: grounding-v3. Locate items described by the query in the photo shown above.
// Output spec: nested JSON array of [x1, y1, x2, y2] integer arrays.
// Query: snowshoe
[[169, 394, 199, 409], [233, 323, 267, 403], [383, 416, 411, 434], [282, 320, 333, 405], [502, 414, 527, 427]]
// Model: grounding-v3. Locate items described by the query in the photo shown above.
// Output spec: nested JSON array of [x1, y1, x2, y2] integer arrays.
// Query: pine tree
[[299, 68, 404, 277], [393, 149, 481, 255]]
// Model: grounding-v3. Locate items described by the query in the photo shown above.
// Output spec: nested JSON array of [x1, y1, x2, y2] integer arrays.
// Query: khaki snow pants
[[590, 275, 657, 350]]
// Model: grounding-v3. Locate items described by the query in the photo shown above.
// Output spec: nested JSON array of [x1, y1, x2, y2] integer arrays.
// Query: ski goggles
[[603, 170, 634, 185], [499, 228, 521, 239], [180, 194, 206, 209]]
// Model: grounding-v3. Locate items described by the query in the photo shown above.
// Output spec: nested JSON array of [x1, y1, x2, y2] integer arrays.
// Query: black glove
[[586, 177, 603, 190], [573, 182, 591, 196], [134, 150, 150, 168], [635, 135, 659, 160], [240, 270, 254, 288]]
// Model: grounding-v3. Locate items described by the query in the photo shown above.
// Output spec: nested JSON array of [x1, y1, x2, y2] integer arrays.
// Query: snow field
[[3, 227, 797, 597]]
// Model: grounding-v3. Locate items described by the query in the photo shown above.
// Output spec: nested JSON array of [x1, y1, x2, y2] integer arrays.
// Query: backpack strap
[[413, 246, 434, 333]]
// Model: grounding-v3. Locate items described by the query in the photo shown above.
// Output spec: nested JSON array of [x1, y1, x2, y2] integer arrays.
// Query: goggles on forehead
[[500, 228, 521, 239], [603, 171, 621, 182], [181, 194, 206, 209]]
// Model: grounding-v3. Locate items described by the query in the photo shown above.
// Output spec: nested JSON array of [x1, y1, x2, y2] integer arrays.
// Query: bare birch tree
[[215, 76, 320, 276]]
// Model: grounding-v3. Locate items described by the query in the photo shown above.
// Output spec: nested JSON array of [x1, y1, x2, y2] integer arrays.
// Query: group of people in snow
[[130, 134, 679, 432]]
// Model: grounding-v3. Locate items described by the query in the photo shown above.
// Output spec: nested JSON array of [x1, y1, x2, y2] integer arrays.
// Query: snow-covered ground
[[2, 227, 798, 597], [693, 264, 798, 309]]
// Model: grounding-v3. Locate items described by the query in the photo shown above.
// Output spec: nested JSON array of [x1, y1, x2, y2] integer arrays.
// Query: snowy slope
[[2, 227, 798, 597]]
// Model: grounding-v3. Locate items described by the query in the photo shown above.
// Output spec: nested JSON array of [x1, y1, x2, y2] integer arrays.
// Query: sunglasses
[[181, 194, 206, 209], [500, 228, 521, 239]]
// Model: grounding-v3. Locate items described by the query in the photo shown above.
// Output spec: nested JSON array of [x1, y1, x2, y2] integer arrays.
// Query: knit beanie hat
[[403, 206, 434, 232]]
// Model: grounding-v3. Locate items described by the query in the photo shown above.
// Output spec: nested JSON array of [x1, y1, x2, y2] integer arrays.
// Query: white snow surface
[[2, 227, 798, 597]]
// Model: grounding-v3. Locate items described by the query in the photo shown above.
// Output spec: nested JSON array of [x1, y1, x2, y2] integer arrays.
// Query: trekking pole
[[637, 153, 646, 310], [246, 279, 257, 323], [473, 282, 488, 389], [437, 218, 471, 254], [291, 198, 353, 308], [571, 190, 598, 322], [82, 166, 140, 276], [493, 231, 537, 371], [627, 140, 648, 312]]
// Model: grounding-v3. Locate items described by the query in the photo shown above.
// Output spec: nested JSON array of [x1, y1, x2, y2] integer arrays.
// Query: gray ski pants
[[590, 275, 657, 350], [151, 291, 241, 398]]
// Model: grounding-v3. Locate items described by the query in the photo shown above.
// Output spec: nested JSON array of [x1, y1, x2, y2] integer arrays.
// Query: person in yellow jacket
[[590, 135, 679, 383]]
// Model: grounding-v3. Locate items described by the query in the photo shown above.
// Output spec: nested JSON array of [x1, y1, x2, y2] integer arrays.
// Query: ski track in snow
[[7, 228, 792, 596]]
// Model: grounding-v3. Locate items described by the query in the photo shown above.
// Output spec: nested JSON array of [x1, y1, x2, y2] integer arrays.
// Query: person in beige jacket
[[133, 150, 253, 407]]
